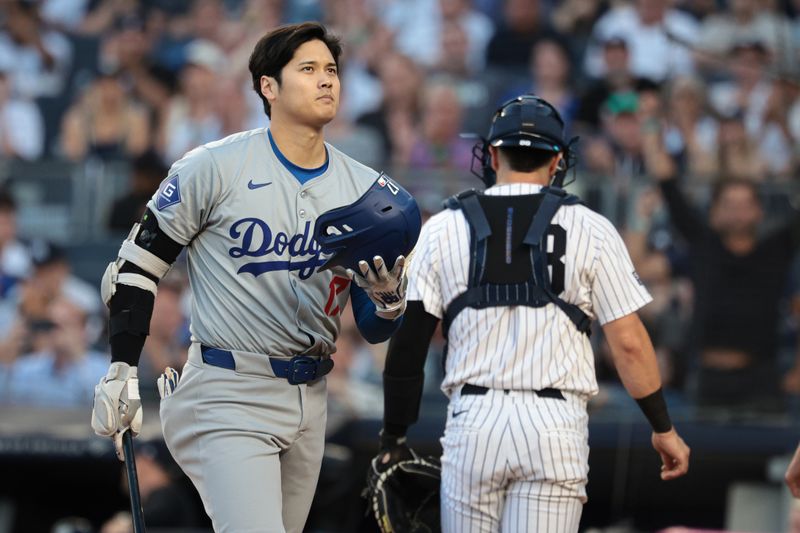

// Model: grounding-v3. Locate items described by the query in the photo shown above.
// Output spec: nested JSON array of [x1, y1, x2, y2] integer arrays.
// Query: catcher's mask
[[466, 94, 579, 189], [314, 175, 422, 272]]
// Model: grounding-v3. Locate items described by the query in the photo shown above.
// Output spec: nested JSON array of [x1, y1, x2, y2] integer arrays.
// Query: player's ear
[[549, 153, 564, 176], [261, 75, 279, 104], [488, 146, 500, 173]]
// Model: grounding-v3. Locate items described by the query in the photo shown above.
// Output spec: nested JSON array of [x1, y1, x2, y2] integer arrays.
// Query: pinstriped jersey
[[407, 182, 652, 396], [147, 128, 378, 358]]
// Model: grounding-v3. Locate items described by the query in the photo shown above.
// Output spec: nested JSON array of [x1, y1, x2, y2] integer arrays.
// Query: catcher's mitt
[[364, 452, 442, 533]]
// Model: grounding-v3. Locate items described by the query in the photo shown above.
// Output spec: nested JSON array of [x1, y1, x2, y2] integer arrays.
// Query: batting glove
[[347, 255, 407, 320], [91, 362, 142, 462], [157, 366, 180, 399]]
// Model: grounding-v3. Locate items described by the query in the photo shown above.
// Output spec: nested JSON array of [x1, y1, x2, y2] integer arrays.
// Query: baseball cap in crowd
[[29, 239, 66, 268], [184, 39, 225, 74], [729, 38, 769, 56], [603, 91, 639, 116], [602, 35, 628, 49]]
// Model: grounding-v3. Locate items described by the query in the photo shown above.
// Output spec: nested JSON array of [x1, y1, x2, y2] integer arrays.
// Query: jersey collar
[[484, 183, 544, 196]]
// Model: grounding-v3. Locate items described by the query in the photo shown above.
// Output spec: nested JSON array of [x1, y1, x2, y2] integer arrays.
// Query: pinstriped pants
[[440, 389, 589, 532]]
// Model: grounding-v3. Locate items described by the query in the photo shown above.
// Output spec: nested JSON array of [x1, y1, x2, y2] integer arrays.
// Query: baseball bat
[[121, 430, 147, 533]]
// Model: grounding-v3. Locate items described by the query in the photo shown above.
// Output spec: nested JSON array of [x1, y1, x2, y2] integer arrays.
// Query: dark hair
[[711, 178, 760, 207], [248, 22, 342, 118], [498, 147, 557, 173]]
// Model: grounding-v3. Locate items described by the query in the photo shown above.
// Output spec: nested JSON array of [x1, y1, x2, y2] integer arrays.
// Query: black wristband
[[379, 429, 407, 450], [635, 387, 673, 433]]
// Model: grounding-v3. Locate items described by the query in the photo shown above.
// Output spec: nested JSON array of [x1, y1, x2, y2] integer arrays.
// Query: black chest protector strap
[[442, 187, 591, 338]]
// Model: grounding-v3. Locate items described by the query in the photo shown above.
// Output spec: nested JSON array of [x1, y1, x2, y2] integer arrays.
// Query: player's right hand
[[91, 362, 142, 462], [651, 428, 690, 480], [374, 429, 414, 473]]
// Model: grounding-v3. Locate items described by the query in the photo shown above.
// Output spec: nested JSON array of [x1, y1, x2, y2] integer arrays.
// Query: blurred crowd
[[0, 0, 799, 428]]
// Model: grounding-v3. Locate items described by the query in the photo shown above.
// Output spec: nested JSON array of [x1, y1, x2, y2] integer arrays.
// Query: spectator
[[18, 240, 103, 332], [357, 51, 423, 166], [582, 91, 651, 229], [575, 36, 654, 132], [137, 276, 189, 398], [486, 0, 559, 71], [107, 149, 169, 232], [708, 39, 794, 176], [662, 76, 719, 179], [501, 37, 579, 133], [0, 189, 32, 292], [60, 69, 150, 162], [39, 0, 91, 32], [187, 0, 241, 53], [2, 296, 108, 408], [407, 80, 473, 171], [551, 0, 605, 69], [644, 133, 799, 415], [437, 0, 495, 74], [584, 0, 699, 82], [0, 0, 73, 99], [97, 12, 174, 124], [715, 110, 768, 181], [376, 0, 440, 68], [158, 39, 225, 163], [0, 70, 44, 160], [696, 0, 794, 77], [429, 20, 493, 133]]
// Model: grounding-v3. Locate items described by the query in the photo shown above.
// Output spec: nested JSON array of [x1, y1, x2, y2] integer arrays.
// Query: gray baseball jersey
[[148, 127, 378, 357], [155, 127, 380, 533]]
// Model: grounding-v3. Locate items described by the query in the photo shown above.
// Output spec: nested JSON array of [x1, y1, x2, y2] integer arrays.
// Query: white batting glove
[[91, 362, 142, 462], [157, 366, 180, 399], [347, 255, 408, 321]]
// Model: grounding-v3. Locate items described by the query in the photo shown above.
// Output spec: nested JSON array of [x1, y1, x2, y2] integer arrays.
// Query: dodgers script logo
[[229, 218, 325, 279]]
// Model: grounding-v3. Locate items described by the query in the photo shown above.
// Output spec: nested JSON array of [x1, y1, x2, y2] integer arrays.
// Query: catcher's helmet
[[468, 94, 579, 188], [314, 175, 422, 272]]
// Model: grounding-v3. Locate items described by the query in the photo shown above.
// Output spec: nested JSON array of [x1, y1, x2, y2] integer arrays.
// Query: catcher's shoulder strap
[[441, 186, 590, 338]]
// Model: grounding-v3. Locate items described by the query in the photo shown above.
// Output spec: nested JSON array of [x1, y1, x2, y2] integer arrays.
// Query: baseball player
[[90, 22, 417, 533], [374, 95, 691, 532]]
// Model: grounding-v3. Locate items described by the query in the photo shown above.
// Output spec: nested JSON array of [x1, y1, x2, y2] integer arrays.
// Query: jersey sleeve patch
[[156, 174, 182, 210]]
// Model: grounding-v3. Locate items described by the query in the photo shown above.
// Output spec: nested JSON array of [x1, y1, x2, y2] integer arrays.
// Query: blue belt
[[200, 345, 334, 385]]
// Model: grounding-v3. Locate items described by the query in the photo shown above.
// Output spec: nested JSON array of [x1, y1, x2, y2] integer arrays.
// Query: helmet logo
[[520, 139, 531, 146], [377, 175, 400, 195]]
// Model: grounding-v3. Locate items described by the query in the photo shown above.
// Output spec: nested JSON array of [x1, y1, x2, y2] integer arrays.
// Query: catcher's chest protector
[[442, 187, 591, 338]]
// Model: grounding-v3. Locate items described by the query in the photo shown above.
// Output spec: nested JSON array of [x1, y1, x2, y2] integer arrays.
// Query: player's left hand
[[651, 427, 690, 481], [347, 255, 407, 320]]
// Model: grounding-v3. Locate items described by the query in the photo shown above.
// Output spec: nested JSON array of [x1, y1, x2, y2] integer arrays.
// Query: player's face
[[266, 39, 340, 127], [711, 185, 762, 235]]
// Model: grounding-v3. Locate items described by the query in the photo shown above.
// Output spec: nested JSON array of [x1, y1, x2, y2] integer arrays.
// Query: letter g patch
[[157, 175, 182, 210]]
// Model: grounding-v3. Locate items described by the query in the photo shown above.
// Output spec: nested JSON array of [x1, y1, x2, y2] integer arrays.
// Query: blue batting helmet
[[314, 175, 422, 272]]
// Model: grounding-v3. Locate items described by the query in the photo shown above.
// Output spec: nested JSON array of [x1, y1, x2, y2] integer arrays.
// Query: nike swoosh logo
[[452, 410, 468, 418], [248, 179, 272, 190]]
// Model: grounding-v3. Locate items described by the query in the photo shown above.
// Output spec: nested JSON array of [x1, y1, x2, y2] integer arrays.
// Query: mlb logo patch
[[157, 174, 181, 210], [377, 174, 399, 195]]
